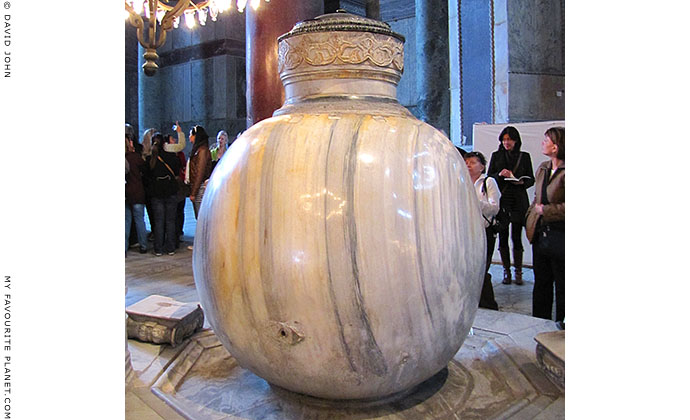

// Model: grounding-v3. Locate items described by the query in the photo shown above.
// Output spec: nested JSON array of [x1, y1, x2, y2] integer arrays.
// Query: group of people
[[463, 126, 565, 328], [125, 123, 231, 257]]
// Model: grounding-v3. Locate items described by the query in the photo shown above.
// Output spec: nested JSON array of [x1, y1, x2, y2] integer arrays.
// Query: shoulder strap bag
[[481, 177, 504, 234], [536, 166, 564, 260]]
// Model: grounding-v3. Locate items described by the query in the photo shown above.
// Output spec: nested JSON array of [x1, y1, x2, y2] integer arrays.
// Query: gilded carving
[[279, 33, 404, 74]]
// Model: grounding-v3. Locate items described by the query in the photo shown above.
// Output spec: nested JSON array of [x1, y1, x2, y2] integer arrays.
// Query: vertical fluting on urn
[[193, 11, 485, 401]]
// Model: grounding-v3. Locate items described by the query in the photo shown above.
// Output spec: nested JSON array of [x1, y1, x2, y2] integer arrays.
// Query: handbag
[[536, 224, 564, 260], [177, 178, 191, 198], [157, 155, 181, 196], [481, 177, 507, 234], [534, 166, 564, 260]]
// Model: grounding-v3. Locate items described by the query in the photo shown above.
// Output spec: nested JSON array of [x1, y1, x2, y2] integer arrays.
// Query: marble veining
[[192, 12, 486, 401], [194, 109, 486, 399]]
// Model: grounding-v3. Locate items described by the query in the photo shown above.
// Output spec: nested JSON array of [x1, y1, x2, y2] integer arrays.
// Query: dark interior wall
[[507, 0, 565, 122], [125, 23, 139, 136], [133, 10, 247, 153]]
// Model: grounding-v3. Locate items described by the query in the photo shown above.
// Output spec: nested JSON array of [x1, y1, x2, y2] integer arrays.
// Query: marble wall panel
[[172, 25, 193, 50], [339, 0, 366, 16], [183, 63, 193, 123], [388, 17, 416, 109], [450, 87, 461, 146], [211, 56, 229, 121], [223, 56, 244, 122], [158, 65, 173, 125], [507, 0, 564, 75], [234, 57, 246, 121], [225, 10, 247, 41], [125, 24, 139, 132], [197, 18, 216, 44], [190, 59, 212, 122], [159, 29, 172, 54], [168, 63, 191, 124], [448, 10, 459, 92], [189, 21, 203, 47], [508, 73, 564, 122], [493, 0, 509, 123], [460, 0, 493, 144], [448, 0, 460, 146]]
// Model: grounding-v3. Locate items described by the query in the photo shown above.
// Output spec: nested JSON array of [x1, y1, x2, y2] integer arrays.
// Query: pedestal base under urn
[[193, 11, 486, 401]]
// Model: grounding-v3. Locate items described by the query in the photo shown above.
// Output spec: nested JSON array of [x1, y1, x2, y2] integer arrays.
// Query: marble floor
[[125, 201, 559, 419]]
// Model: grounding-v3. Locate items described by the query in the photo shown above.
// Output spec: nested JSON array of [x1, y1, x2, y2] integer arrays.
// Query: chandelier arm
[[156, 0, 210, 12], [125, 2, 152, 48], [147, 0, 159, 45], [160, 0, 193, 31], [124, 2, 143, 29], [152, 30, 168, 50]]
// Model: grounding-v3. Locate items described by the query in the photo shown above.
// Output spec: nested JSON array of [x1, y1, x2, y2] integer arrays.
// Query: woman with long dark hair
[[526, 127, 565, 328], [188, 125, 213, 219], [487, 126, 534, 285], [148, 133, 181, 256]]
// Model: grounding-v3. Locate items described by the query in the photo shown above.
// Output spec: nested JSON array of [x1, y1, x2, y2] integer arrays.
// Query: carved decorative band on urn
[[193, 11, 486, 401]]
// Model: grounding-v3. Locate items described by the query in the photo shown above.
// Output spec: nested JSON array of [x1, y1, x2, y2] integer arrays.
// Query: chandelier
[[125, 0, 270, 76]]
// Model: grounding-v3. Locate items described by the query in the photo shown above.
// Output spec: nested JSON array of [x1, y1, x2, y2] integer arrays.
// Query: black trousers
[[498, 219, 524, 252], [479, 228, 499, 310], [532, 237, 565, 322], [151, 195, 178, 254], [176, 197, 186, 239]]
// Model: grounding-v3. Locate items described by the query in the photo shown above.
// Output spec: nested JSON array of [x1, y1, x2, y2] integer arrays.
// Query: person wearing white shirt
[[465, 151, 500, 310]]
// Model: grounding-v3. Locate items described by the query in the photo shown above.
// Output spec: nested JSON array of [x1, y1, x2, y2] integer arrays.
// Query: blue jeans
[[151, 195, 178, 254], [125, 203, 148, 253]]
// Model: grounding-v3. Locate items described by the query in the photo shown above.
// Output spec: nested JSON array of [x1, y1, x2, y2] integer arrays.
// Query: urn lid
[[277, 10, 405, 97], [278, 10, 405, 43]]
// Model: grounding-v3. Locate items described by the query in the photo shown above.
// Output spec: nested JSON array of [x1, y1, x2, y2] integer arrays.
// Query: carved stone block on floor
[[126, 295, 204, 347], [535, 330, 565, 391]]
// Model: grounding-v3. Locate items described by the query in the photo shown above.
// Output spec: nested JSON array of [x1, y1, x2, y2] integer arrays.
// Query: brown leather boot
[[499, 247, 512, 284], [513, 248, 524, 285]]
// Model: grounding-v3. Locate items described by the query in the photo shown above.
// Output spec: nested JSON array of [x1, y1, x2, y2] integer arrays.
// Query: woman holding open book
[[487, 126, 535, 285]]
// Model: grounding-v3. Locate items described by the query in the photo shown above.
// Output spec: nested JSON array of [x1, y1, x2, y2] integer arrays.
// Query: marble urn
[[193, 11, 486, 401]]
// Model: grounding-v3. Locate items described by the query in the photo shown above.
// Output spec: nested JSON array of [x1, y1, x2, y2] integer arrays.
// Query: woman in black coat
[[487, 126, 534, 285]]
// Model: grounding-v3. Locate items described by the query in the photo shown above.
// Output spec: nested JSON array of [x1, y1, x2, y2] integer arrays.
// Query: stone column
[[415, 0, 450, 136], [138, 44, 162, 139], [125, 23, 139, 135], [246, 0, 324, 127]]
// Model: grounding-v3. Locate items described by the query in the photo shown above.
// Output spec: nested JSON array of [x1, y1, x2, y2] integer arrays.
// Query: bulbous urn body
[[193, 12, 486, 401]]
